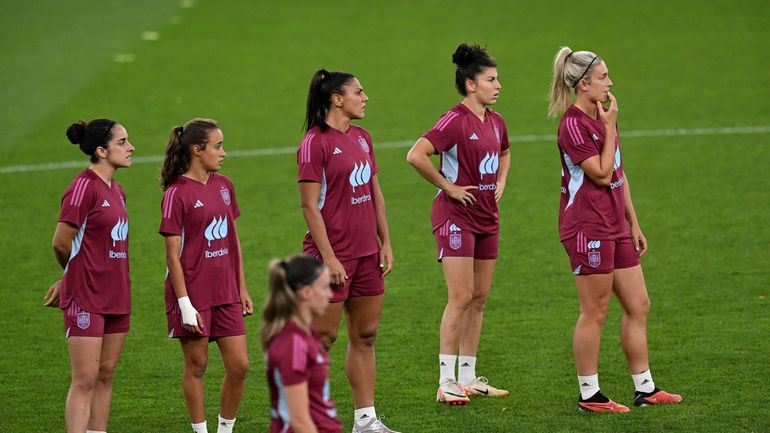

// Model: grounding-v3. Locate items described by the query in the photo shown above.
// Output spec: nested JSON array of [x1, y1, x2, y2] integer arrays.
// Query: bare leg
[[216, 335, 249, 419], [87, 332, 126, 431], [311, 302, 345, 352], [180, 337, 210, 423], [439, 257, 475, 355], [344, 295, 383, 408], [573, 273, 614, 375], [458, 259, 496, 356], [612, 265, 651, 374], [65, 336, 102, 433]]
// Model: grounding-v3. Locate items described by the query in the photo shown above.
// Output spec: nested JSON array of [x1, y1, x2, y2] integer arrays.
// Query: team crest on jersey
[[449, 233, 462, 250], [220, 186, 231, 205], [358, 136, 370, 153], [493, 126, 501, 143], [77, 311, 91, 329], [588, 251, 601, 267]]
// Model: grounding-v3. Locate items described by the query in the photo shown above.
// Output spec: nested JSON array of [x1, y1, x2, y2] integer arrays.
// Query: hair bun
[[66, 120, 87, 145], [452, 43, 478, 66]]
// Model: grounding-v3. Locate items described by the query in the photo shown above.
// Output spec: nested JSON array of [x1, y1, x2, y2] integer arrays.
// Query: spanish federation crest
[[493, 126, 501, 144], [77, 311, 91, 329], [588, 251, 601, 268], [358, 136, 370, 153], [449, 234, 462, 250], [220, 186, 231, 205]]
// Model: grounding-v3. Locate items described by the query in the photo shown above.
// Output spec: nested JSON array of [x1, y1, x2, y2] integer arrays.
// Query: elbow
[[52, 241, 69, 258], [406, 148, 420, 167], [596, 177, 612, 187]]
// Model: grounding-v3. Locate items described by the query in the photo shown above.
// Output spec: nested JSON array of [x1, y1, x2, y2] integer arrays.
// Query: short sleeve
[[59, 177, 96, 227], [273, 333, 310, 386], [159, 186, 184, 236], [297, 132, 326, 183], [423, 110, 463, 153], [558, 116, 598, 165], [362, 129, 378, 175], [225, 177, 240, 219], [498, 117, 510, 152]]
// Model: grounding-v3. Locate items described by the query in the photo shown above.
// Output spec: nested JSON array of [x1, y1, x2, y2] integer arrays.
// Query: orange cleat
[[634, 388, 683, 407], [578, 392, 630, 413]]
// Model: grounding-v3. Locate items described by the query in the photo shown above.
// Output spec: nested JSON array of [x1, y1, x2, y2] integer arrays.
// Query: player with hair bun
[[407, 43, 511, 405], [159, 118, 253, 433], [263, 254, 342, 433], [297, 69, 398, 433], [549, 46, 682, 412], [45, 118, 134, 433]]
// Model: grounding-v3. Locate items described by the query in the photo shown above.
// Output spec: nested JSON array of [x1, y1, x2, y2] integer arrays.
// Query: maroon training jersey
[[159, 173, 242, 312], [58, 168, 131, 314], [267, 321, 342, 433], [557, 105, 627, 241], [422, 103, 510, 234], [297, 125, 379, 261]]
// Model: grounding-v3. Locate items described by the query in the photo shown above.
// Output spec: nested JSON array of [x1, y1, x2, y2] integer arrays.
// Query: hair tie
[[572, 56, 598, 88], [103, 121, 116, 143], [177, 126, 184, 137]]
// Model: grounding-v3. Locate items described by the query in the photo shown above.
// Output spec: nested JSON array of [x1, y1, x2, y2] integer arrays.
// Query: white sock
[[354, 406, 377, 427], [457, 355, 477, 385], [439, 354, 457, 383], [632, 369, 656, 393], [86, 430, 106, 433], [578, 373, 600, 400], [217, 414, 236, 433], [191, 421, 208, 433]]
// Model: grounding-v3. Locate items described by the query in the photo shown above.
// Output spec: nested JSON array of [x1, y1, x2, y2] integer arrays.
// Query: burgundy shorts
[[435, 224, 498, 261], [562, 232, 640, 275], [63, 303, 130, 338], [330, 253, 384, 303], [167, 302, 245, 339]]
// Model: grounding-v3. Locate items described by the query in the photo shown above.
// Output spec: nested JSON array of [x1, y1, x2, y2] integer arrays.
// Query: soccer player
[[159, 118, 253, 433], [44, 119, 134, 433], [297, 69, 398, 433], [548, 46, 682, 412], [263, 255, 342, 433], [406, 43, 511, 405]]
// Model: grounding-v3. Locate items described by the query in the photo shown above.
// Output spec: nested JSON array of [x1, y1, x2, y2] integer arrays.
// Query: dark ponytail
[[66, 119, 117, 163], [304, 68, 355, 132], [261, 254, 325, 348], [159, 118, 219, 190], [452, 43, 497, 96]]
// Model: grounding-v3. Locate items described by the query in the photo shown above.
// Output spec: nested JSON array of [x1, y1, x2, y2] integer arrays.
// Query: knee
[[318, 332, 338, 352], [96, 359, 119, 384], [448, 291, 474, 311], [185, 357, 208, 379], [71, 374, 98, 393], [351, 329, 378, 348], [470, 293, 488, 312], [581, 303, 610, 326], [627, 296, 651, 319], [228, 357, 249, 382]]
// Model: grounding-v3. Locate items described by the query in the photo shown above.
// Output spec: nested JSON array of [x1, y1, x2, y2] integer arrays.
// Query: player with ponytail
[[263, 255, 342, 433], [159, 118, 253, 433], [297, 68, 398, 433], [549, 46, 682, 412]]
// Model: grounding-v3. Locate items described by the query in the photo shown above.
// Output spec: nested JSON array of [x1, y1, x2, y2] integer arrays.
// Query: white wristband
[[177, 296, 198, 326]]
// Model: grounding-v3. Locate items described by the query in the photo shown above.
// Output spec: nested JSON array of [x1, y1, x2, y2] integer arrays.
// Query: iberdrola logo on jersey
[[204, 216, 228, 246], [110, 218, 128, 247], [479, 152, 499, 177], [348, 161, 372, 192], [109, 218, 128, 259]]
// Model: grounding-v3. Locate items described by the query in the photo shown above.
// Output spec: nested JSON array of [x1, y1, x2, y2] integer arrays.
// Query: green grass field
[[1, 0, 769, 432]]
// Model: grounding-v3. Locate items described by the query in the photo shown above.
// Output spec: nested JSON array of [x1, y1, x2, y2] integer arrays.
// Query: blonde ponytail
[[548, 46, 602, 118]]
